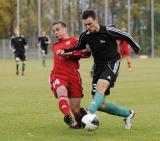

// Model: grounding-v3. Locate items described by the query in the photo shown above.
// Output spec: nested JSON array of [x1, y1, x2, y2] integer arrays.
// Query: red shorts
[[120, 47, 131, 58], [49, 74, 83, 98]]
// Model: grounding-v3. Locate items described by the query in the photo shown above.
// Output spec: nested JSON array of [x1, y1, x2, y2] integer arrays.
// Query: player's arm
[[107, 26, 141, 54], [37, 37, 41, 47], [45, 36, 51, 44], [64, 31, 87, 53], [23, 37, 28, 49], [9, 36, 15, 52], [71, 47, 91, 59], [57, 31, 87, 56]]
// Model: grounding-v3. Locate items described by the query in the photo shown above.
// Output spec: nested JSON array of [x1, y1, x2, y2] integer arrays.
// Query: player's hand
[[135, 48, 141, 54], [57, 49, 72, 59], [61, 52, 72, 59], [57, 49, 65, 56], [25, 45, 29, 50], [11, 48, 15, 53]]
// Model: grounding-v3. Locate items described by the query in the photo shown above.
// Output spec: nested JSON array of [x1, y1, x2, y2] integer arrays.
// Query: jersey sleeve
[[71, 49, 91, 59], [107, 26, 141, 54], [9, 36, 14, 50], [22, 37, 27, 46], [64, 31, 87, 53]]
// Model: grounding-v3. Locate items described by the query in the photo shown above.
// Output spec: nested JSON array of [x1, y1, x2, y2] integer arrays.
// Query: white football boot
[[124, 110, 135, 129]]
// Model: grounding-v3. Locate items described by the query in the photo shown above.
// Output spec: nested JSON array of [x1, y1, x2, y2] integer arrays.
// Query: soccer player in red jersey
[[118, 28, 132, 71], [50, 21, 91, 128]]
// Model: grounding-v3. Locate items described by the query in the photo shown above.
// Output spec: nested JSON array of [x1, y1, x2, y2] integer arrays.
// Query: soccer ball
[[81, 114, 99, 131]]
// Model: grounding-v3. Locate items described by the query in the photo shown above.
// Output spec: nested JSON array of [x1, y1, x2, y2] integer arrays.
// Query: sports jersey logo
[[100, 40, 106, 43], [65, 41, 71, 45], [107, 76, 111, 80]]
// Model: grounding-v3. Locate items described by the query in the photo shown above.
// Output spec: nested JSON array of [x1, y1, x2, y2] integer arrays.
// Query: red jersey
[[118, 40, 131, 57], [50, 37, 90, 98], [51, 37, 90, 77]]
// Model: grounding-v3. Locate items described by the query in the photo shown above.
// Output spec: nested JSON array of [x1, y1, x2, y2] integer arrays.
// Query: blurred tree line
[[0, 0, 160, 56]]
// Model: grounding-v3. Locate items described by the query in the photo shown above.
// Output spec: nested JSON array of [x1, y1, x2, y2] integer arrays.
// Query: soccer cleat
[[124, 110, 135, 129], [64, 115, 76, 128]]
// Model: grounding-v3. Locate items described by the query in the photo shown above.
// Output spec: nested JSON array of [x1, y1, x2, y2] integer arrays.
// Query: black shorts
[[15, 52, 26, 61], [41, 47, 48, 55], [91, 60, 120, 96]]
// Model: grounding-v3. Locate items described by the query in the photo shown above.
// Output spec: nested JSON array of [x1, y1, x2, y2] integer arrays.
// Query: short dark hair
[[82, 10, 97, 20], [52, 21, 67, 27]]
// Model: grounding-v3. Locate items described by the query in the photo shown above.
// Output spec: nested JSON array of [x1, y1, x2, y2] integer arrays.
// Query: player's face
[[52, 24, 67, 40], [15, 29, 20, 37], [82, 17, 99, 33], [42, 31, 46, 36]]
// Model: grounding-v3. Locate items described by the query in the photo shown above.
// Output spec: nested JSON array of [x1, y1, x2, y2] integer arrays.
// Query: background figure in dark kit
[[38, 31, 51, 67], [9, 28, 28, 76]]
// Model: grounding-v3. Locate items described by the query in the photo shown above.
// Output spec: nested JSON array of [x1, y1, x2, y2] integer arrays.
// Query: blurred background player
[[117, 28, 132, 71], [9, 28, 28, 76], [38, 31, 51, 67], [50, 21, 91, 128]]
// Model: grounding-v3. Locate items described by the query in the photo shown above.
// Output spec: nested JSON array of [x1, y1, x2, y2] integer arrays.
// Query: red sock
[[58, 96, 71, 116], [127, 61, 131, 69]]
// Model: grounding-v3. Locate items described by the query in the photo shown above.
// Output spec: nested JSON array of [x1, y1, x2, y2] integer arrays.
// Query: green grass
[[0, 58, 160, 141]]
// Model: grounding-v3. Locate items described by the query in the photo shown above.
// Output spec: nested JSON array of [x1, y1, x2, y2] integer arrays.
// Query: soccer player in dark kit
[[9, 28, 28, 76], [57, 10, 141, 129], [50, 21, 91, 128], [38, 31, 51, 67]]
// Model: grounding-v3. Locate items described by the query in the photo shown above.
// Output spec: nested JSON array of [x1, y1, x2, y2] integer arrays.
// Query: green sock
[[42, 59, 45, 66], [22, 63, 25, 72], [87, 92, 104, 114], [98, 102, 130, 118], [16, 63, 19, 72], [42, 56, 46, 67]]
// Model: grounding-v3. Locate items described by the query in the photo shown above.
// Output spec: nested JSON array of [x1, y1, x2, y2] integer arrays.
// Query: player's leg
[[87, 79, 109, 113], [125, 48, 131, 71], [87, 60, 121, 114], [69, 98, 86, 128], [15, 57, 20, 75], [21, 54, 26, 76], [69, 75, 87, 128], [41, 50, 46, 67], [99, 101, 135, 129], [15, 60, 20, 75], [50, 76, 75, 127], [99, 101, 131, 118], [56, 86, 74, 126], [126, 55, 131, 71]]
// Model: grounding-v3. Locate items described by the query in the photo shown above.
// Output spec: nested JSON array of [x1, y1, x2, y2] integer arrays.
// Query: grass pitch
[[0, 58, 160, 141]]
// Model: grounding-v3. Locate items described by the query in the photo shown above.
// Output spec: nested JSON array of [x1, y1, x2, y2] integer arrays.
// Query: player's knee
[[96, 79, 110, 93], [56, 86, 68, 98], [15, 57, 20, 63]]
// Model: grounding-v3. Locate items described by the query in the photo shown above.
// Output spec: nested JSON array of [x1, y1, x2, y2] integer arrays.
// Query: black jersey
[[38, 36, 49, 49], [10, 36, 27, 53], [64, 25, 141, 64]]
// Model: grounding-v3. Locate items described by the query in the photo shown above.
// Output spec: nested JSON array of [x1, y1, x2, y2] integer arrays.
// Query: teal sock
[[87, 92, 104, 114], [98, 102, 130, 118]]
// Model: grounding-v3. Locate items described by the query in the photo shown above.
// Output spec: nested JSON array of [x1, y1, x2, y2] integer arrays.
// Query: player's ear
[[95, 18, 98, 23]]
